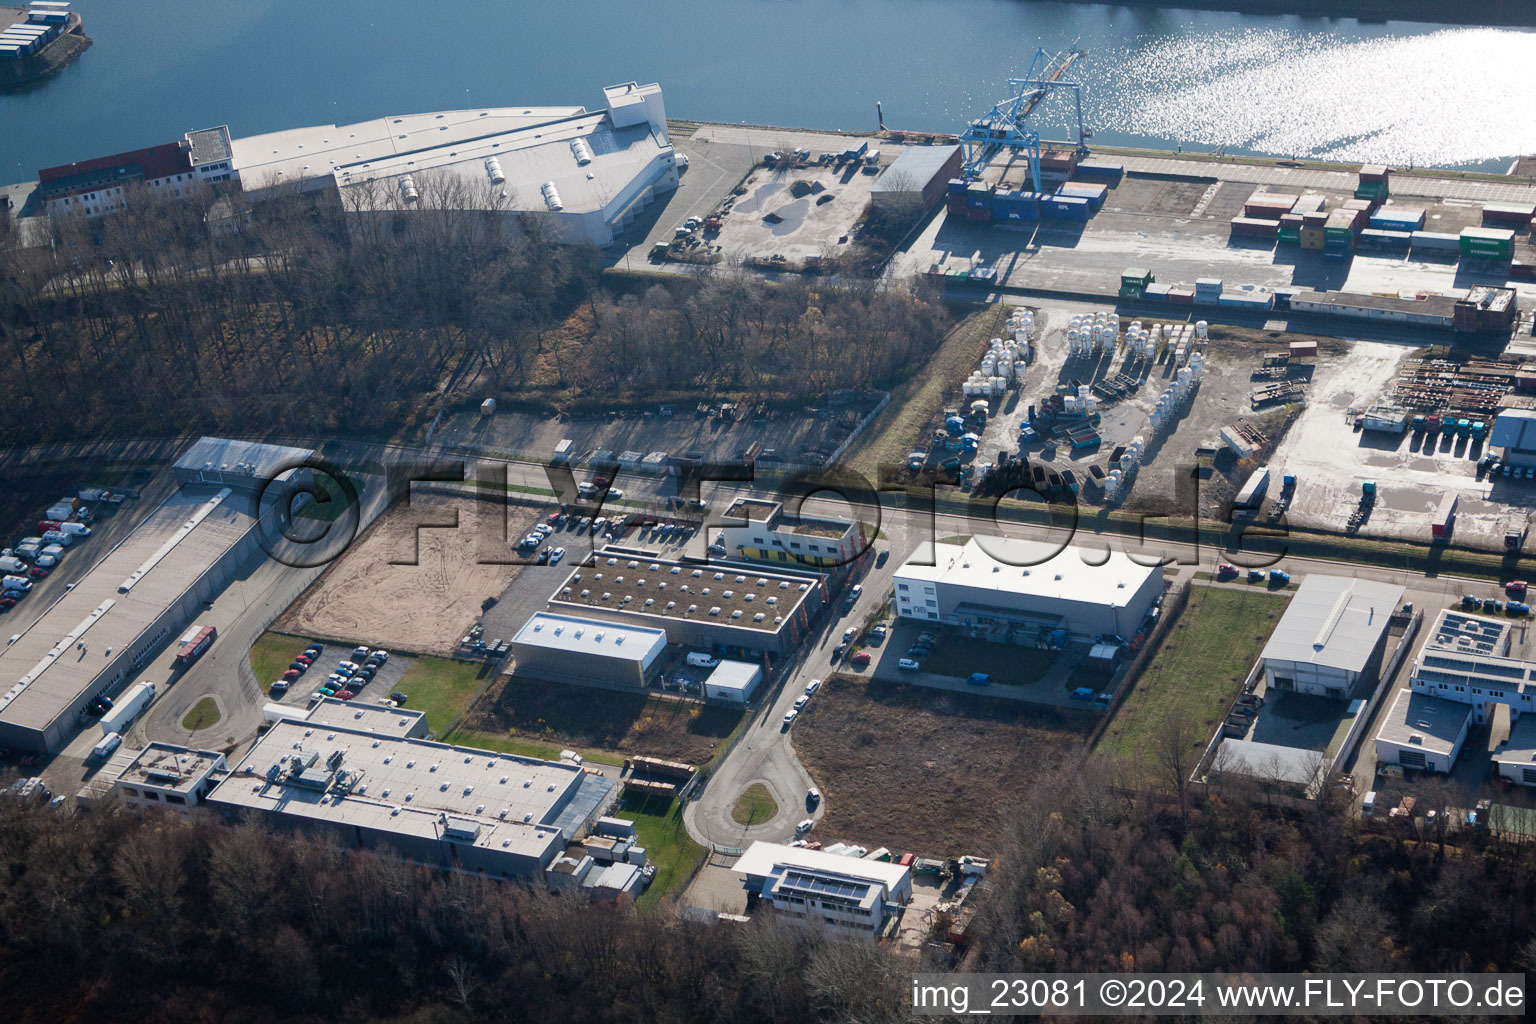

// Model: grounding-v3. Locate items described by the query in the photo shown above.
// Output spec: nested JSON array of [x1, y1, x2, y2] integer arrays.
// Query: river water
[[2, 0, 1534, 179]]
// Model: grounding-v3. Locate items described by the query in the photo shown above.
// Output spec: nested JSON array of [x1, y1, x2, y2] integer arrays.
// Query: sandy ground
[[281, 494, 527, 655]]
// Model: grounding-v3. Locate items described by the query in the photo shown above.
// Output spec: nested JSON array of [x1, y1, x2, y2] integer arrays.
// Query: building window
[[121, 787, 138, 796], [897, 583, 908, 591], [143, 791, 160, 801], [166, 794, 186, 805]]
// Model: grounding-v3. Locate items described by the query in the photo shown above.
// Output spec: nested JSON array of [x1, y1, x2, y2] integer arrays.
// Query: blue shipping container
[[991, 191, 1040, 220], [1142, 284, 1171, 301], [1041, 196, 1090, 222], [1073, 160, 1124, 182], [947, 178, 969, 196], [1369, 209, 1425, 230]]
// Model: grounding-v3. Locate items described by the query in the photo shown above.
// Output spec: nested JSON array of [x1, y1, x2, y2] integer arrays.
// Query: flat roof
[[184, 125, 233, 166], [1424, 609, 1511, 657], [1260, 575, 1403, 674], [869, 144, 960, 193], [1213, 738, 1328, 790], [704, 659, 762, 694], [722, 497, 854, 540], [735, 840, 910, 892], [1491, 409, 1536, 452], [333, 109, 668, 216], [1494, 714, 1536, 767], [1376, 688, 1471, 756], [211, 719, 581, 861], [512, 612, 667, 663], [303, 697, 426, 738], [0, 489, 257, 732], [552, 555, 814, 633], [173, 436, 314, 480], [117, 742, 225, 794], [894, 537, 1159, 608], [229, 105, 585, 191]]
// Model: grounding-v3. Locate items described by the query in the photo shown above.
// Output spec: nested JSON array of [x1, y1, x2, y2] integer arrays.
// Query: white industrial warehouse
[[229, 82, 678, 247], [1259, 575, 1405, 699], [891, 537, 1162, 645], [208, 706, 615, 881], [0, 438, 307, 753], [1494, 715, 1536, 787], [510, 612, 668, 691]]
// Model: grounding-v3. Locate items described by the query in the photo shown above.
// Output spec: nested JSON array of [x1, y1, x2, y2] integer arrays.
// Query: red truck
[[175, 625, 217, 668]]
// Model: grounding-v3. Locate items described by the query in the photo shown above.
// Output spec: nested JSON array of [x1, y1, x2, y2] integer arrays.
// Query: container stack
[[1460, 227, 1516, 261], [1041, 194, 1090, 222], [1120, 267, 1154, 300], [946, 179, 969, 216], [1300, 210, 1328, 250], [965, 181, 995, 223], [1277, 213, 1303, 245], [1324, 209, 1362, 255], [1356, 165, 1391, 204], [992, 190, 1041, 222], [1482, 201, 1536, 228], [1056, 182, 1107, 212], [1218, 286, 1276, 312], [1369, 207, 1426, 232], [1194, 278, 1222, 307]]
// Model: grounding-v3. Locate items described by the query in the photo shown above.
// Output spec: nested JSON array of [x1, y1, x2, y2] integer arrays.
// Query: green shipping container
[[1278, 228, 1300, 243]]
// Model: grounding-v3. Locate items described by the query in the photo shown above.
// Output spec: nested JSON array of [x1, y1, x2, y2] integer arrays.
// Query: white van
[[578, 482, 600, 499], [91, 732, 123, 760], [2, 575, 32, 592], [686, 652, 718, 668], [60, 522, 91, 537], [898, 658, 920, 670]]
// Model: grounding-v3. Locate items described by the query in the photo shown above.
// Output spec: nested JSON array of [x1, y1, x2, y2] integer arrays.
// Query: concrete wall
[[508, 643, 654, 691], [926, 571, 1161, 644]]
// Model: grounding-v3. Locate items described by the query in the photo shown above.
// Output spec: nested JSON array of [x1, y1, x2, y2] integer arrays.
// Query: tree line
[[0, 172, 950, 446], [6, 761, 1536, 1023]]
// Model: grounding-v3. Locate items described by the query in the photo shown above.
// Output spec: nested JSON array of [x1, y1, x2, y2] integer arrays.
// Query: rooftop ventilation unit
[[398, 176, 419, 203], [540, 181, 563, 211], [571, 139, 594, 166], [485, 156, 505, 185]]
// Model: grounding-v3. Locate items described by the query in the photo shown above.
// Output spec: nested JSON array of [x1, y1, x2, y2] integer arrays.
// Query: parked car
[[305, 644, 324, 657], [967, 672, 991, 686], [795, 817, 815, 834], [1247, 569, 1265, 582], [782, 709, 799, 728], [391, 691, 409, 705], [1485, 597, 1504, 613], [287, 661, 308, 673], [898, 658, 921, 670], [351, 646, 370, 660], [1508, 602, 1530, 616], [1506, 580, 1528, 596], [282, 669, 302, 681], [1269, 570, 1290, 585], [270, 680, 290, 697], [842, 627, 857, 643], [804, 678, 821, 696], [28, 567, 48, 579], [850, 651, 871, 668], [806, 787, 821, 806], [337, 690, 355, 701], [1216, 562, 1238, 577], [549, 547, 566, 565], [793, 695, 809, 711], [876, 549, 889, 567], [832, 642, 848, 662]]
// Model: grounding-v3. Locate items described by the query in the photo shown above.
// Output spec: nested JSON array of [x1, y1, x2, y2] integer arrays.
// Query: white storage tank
[[570, 138, 594, 166], [398, 175, 419, 203], [485, 157, 506, 185]]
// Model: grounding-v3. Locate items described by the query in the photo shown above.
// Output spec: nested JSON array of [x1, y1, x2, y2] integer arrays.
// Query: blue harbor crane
[[959, 45, 1088, 194]]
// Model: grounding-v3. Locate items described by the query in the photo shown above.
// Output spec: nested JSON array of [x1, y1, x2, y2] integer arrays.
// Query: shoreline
[[670, 120, 1533, 184], [1027, 0, 1536, 29], [0, 14, 90, 93]]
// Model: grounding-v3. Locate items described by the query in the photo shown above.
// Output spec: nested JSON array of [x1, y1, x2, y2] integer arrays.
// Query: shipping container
[[1195, 277, 1222, 294], [1368, 208, 1425, 231], [965, 206, 992, 223], [1218, 293, 1275, 310], [1277, 228, 1300, 244], [1233, 467, 1270, 510], [1432, 492, 1459, 541], [1290, 194, 1327, 216], [1410, 230, 1461, 252], [176, 625, 218, 668], [1121, 267, 1154, 287], [947, 178, 969, 196], [991, 190, 1039, 220], [1167, 288, 1195, 305], [1357, 228, 1412, 250], [946, 194, 968, 216], [1358, 164, 1391, 183], [1230, 217, 1280, 238], [1072, 159, 1123, 182], [1040, 195, 1089, 221], [1141, 283, 1171, 301], [1483, 201, 1536, 226]]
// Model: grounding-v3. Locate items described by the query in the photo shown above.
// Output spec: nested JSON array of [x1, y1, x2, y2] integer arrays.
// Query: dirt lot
[[458, 676, 743, 765], [708, 152, 902, 263], [278, 493, 532, 656], [791, 673, 1094, 858]]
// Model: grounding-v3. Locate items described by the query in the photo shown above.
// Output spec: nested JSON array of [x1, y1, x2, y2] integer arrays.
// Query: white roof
[[1260, 574, 1404, 673], [735, 840, 910, 891], [1214, 738, 1329, 792], [512, 612, 666, 664], [229, 105, 585, 191], [333, 109, 669, 216], [894, 537, 1159, 608], [1376, 688, 1470, 756], [211, 719, 579, 860], [703, 659, 762, 694], [1494, 714, 1536, 767]]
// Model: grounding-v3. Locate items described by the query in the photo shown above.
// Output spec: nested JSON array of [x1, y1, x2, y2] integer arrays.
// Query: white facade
[[510, 612, 667, 691], [892, 537, 1162, 645], [1410, 610, 1536, 726], [702, 660, 763, 704], [1374, 689, 1471, 774], [114, 744, 227, 811], [1493, 715, 1536, 787], [718, 498, 862, 568], [1260, 575, 1405, 699], [735, 841, 912, 939]]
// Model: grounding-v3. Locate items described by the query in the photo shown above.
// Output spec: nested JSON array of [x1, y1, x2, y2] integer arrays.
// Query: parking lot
[[267, 638, 414, 708]]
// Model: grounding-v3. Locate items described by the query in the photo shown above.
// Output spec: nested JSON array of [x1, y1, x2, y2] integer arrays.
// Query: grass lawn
[[248, 631, 312, 689], [928, 634, 1057, 686], [1095, 585, 1290, 782], [731, 783, 778, 826], [394, 656, 495, 737], [180, 696, 221, 732], [617, 793, 706, 908], [441, 727, 622, 766]]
